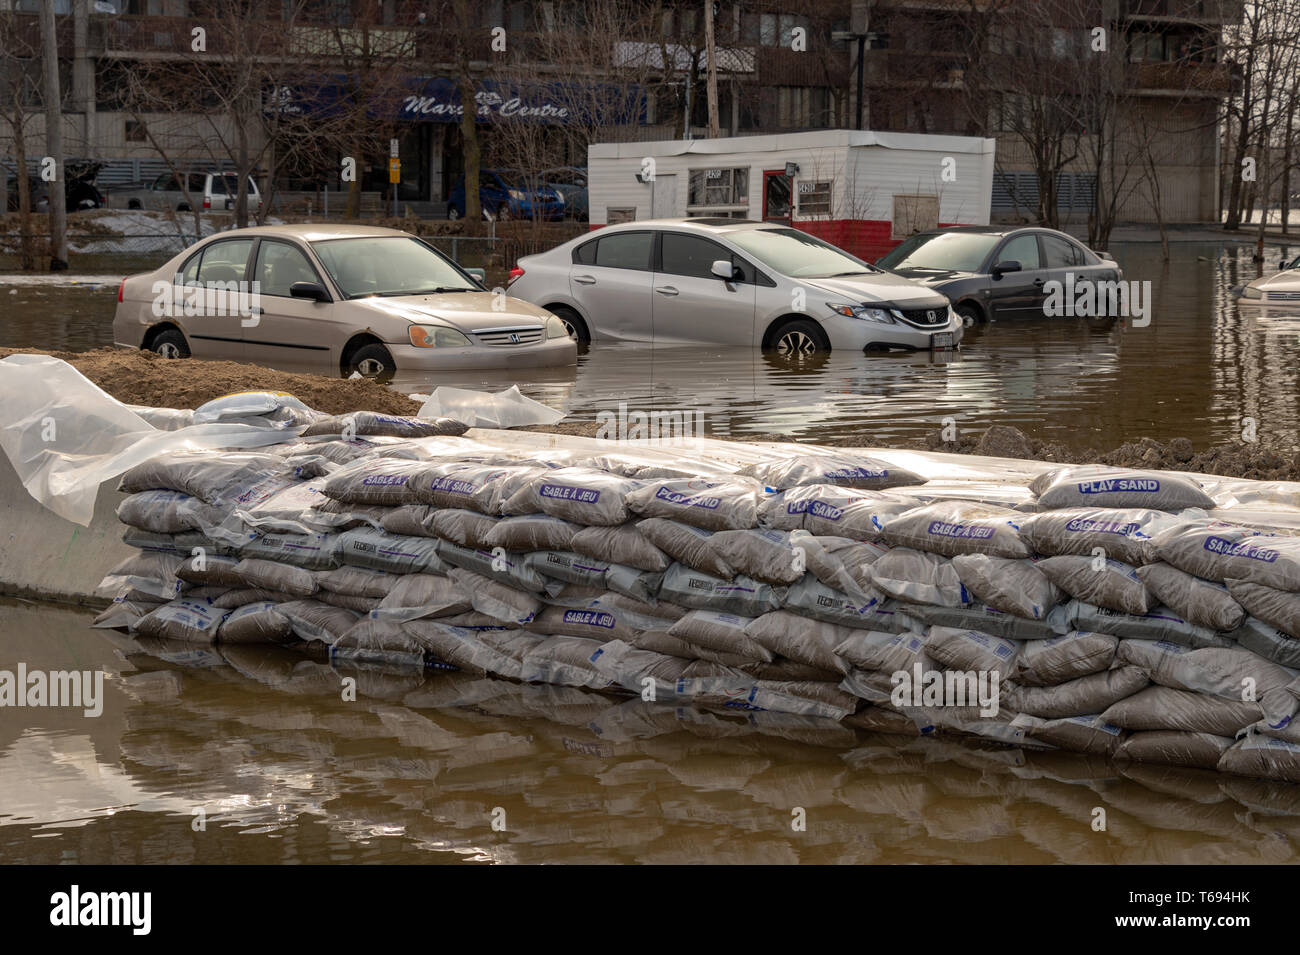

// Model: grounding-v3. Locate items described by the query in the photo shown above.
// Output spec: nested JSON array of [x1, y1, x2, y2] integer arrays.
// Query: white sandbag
[[436, 540, 548, 592], [317, 566, 396, 599], [1035, 556, 1150, 615], [523, 550, 610, 588], [603, 563, 664, 603], [519, 635, 613, 688], [134, 597, 227, 643], [402, 621, 523, 677], [881, 501, 1029, 558], [231, 558, 317, 598], [1135, 562, 1246, 632], [426, 508, 500, 548], [415, 463, 522, 513], [625, 477, 763, 531], [1069, 601, 1228, 648], [794, 533, 888, 600], [1017, 507, 1174, 565], [1152, 520, 1300, 590], [1100, 685, 1262, 736], [1225, 579, 1300, 638], [668, 611, 771, 662], [658, 563, 784, 617], [501, 467, 640, 525], [923, 626, 1022, 674], [379, 572, 475, 619], [569, 523, 669, 572], [118, 450, 290, 502], [706, 528, 805, 585], [897, 602, 1070, 641], [239, 531, 338, 570], [218, 601, 295, 644], [1004, 665, 1148, 719], [1009, 714, 1126, 757], [212, 588, 290, 609], [635, 519, 734, 578], [380, 505, 440, 538], [833, 629, 930, 675], [335, 528, 445, 575], [175, 552, 243, 589], [792, 486, 918, 539], [330, 617, 427, 669], [316, 591, 380, 613], [1231, 616, 1300, 668], [525, 600, 651, 643], [275, 599, 360, 644], [116, 489, 224, 535], [738, 453, 925, 491], [93, 597, 165, 631], [321, 458, 428, 506], [300, 411, 468, 438], [741, 611, 852, 674], [485, 514, 579, 552], [1116, 730, 1235, 769], [951, 554, 1063, 619], [98, 551, 185, 600], [588, 640, 691, 697], [1013, 631, 1118, 686], [1217, 735, 1300, 783], [870, 548, 969, 607], [1031, 465, 1215, 511]]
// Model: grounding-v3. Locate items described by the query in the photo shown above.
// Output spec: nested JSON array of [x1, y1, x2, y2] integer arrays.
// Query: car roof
[[590, 217, 779, 236], [200, 224, 413, 242], [913, 225, 1082, 241]]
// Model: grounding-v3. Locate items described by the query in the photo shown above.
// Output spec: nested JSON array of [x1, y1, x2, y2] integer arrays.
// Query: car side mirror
[[464, 267, 487, 284], [289, 281, 329, 302], [991, 260, 1022, 277], [711, 259, 740, 281]]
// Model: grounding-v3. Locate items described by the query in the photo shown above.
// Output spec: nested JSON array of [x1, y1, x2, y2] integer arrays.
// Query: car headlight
[[545, 315, 569, 339], [408, 324, 472, 348], [828, 303, 894, 324], [508, 189, 526, 201], [1244, 285, 1263, 299]]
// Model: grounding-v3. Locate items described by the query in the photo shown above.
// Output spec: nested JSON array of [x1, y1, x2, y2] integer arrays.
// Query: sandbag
[[379, 572, 475, 619], [1135, 562, 1246, 632], [485, 514, 579, 552], [93, 597, 164, 631], [625, 477, 762, 531], [117, 489, 224, 535], [569, 523, 669, 572], [603, 563, 664, 603], [1069, 601, 1227, 648], [317, 565, 396, 599], [240, 531, 339, 570], [1030, 465, 1215, 511], [121, 528, 211, 555], [1013, 631, 1118, 686], [427, 508, 501, 548], [415, 463, 523, 513], [212, 587, 294, 609], [274, 599, 359, 644], [738, 453, 925, 490], [301, 411, 467, 438], [658, 563, 784, 617], [1116, 730, 1235, 769], [380, 505, 439, 538], [923, 626, 1022, 674], [795, 533, 888, 598], [1231, 616, 1300, 668], [525, 602, 645, 643], [668, 611, 771, 662], [897, 602, 1069, 641], [1152, 520, 1300, 590], [775, 485, 915, 538], [331, 617, 428, 668], [436, 540, 548, 592], [1217, 735, 1300, 783], [501, 467, 640, 525], [706, 528, 805, 585], [231, 558, 317, 598], [519, 635, 612, 688], [1009, 714, 1125, 757], [316, 590, 381, 613], [1017, 507, 1174, 565], [218, 601, 295, 644], [118, 450, 289, 502], [134, 598, 228, 643], [174, 553, 241, 590], [743, 659, 844, 682], [1226, 578, 1300, 638], [951, 554, 1063, 619], [1035, 556, 1150, 615], [1100, 685, 1262, 736], [880, 501, 1029, 559], [99, 551, 185, 600], [635, 519, 733, 578], [870, 548, 968, 607], [335, 528, 445, 576], [523, 550, 610, 588], [1005, 665, 1148, 719], [587, 640, 692, 696], [833, 629, 930, 675], [741, 611, 851, 674], [322, 458, 428, 506]]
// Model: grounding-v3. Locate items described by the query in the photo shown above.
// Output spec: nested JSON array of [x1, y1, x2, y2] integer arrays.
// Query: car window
[[187, 173, 206, 193], [727, 227, 877, 278], [152, 174, 177, 191], [178, 249, 203, 285], [594, 232, 653, 270], [573, 239, 598, 265], [1041, 234, 1083, 269], [255, 240, 321, 297], [876, 232, 1000, 272], [312, 236, 478, 298], [195, 238, 253, 285], [660, 233, 734, 279], [997, 234, 1041, 270]]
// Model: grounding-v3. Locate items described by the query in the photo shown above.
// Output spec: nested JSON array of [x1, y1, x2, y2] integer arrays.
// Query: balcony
[[861, 49, 969, 89], [1123, 0, 1244, 26], [1128, 59, 1234, 95]]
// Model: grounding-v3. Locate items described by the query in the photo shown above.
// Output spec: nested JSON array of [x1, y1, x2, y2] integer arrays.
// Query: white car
[[1240, 255, 1300, 304], [506, 218, 962, 355]]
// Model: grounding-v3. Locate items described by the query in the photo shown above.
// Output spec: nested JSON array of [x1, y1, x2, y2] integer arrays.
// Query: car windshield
[[311, 236, 480, 298], [877, 232, 1001, 272], [725, 227, 877, 278]]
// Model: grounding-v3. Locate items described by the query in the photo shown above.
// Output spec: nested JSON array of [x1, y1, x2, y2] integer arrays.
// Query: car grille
[[474, 326, 544, 346], [891, 306, 950, 328], [1266, 290, 1300, 302]]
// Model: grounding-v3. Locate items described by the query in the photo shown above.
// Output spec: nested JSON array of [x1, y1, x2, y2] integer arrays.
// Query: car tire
[[956, 303, 984, 327], [346, 343, 397, 380], [127, 199, 142, 210], [549, 305, 590, 344], [768, 319, 829, 358], [149, 329, 190, 359]]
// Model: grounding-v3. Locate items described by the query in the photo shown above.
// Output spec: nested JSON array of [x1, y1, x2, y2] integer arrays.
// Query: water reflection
[[0, 601, 1296, 864]]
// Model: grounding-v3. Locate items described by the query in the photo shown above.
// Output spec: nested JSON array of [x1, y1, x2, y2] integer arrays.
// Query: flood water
[[4, 242, 1300, 450], [3, 599, 1298, 865]]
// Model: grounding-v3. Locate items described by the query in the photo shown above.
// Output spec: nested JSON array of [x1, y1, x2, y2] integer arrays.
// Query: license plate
[[931, 332, 954, 349]]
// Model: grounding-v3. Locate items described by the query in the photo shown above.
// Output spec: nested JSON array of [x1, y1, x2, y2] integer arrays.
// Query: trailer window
[[687, 167, 749, 214]]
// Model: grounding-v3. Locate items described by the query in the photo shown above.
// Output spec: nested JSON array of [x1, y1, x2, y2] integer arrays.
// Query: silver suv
[[507, 218, 961, 354]]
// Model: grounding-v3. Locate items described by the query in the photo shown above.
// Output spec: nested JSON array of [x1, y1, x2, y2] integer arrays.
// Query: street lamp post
[[832, 28, 874, 131]]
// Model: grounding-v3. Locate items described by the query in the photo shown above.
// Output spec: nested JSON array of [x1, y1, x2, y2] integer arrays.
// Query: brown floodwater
[[2, 599, 1298, 865], [3, 241, 1300, 450]]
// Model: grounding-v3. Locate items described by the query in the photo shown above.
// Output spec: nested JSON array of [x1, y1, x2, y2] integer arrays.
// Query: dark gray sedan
[[877, 226, 1122, 325]]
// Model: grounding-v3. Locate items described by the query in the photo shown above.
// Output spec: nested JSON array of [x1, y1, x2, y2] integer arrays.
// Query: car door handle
[[573, 274, 596, 285], [1032, 278, 1045, 287], [249, 306, 264, 314], [656, 286, 679, 296]]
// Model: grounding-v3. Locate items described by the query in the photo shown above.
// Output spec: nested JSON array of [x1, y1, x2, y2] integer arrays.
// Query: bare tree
[[0, 10, 40, 270]]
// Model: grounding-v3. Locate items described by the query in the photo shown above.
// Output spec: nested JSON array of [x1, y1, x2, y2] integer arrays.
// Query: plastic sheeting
[[416, 384, 564, 429]]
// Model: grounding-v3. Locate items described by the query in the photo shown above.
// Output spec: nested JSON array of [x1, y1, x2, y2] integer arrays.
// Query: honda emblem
[[926, 310, 936, 322], [509, 333, 520, 343]]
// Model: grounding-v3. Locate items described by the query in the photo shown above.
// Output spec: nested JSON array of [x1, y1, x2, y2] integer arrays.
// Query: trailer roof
[[590, 129, 995, 160]]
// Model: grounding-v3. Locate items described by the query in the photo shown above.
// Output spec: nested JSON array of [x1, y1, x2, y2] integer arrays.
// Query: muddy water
[[2, 243, 1300, 450], [1, 600, 1296, 865]]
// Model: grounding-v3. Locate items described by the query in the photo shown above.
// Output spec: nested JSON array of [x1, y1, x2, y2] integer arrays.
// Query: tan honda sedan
[[112, 224, 576, 377]]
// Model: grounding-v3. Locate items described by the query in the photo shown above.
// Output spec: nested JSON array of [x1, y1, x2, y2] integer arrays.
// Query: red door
[[762, 169, 792, 224]]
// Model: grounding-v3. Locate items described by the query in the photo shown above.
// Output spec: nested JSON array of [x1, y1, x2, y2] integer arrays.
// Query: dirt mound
[[0, 347, 421, 416]]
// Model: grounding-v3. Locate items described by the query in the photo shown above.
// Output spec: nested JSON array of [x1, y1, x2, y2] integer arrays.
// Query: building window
[[892, 194, 939, 239], [608, 207, 637, 224], [795, 180, 832, 218], [125, 119, 148, 142], [760, 13, 809, 48], [687, 167, 749, 213]]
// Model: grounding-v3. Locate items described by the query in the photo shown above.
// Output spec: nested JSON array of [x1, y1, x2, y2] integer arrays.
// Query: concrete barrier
[[0, 453, 132, 607]]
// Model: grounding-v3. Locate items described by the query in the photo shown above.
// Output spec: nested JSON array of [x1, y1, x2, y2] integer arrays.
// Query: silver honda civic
[[507, 217, 962, 354]]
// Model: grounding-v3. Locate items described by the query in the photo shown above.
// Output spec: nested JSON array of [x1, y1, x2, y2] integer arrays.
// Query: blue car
[[541, 166, 588, 221], [446, 169, 566, 221]]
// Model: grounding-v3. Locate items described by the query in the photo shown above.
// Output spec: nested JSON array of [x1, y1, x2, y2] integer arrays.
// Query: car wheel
[[149, 329, 190, 359], [769, 319, 829, 358], [956, 304, 983, 327], [548, 305, 590, 344], [447, 205, 460, 220], [128, 199, 142, 210], [347, 343, 396, 380]]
